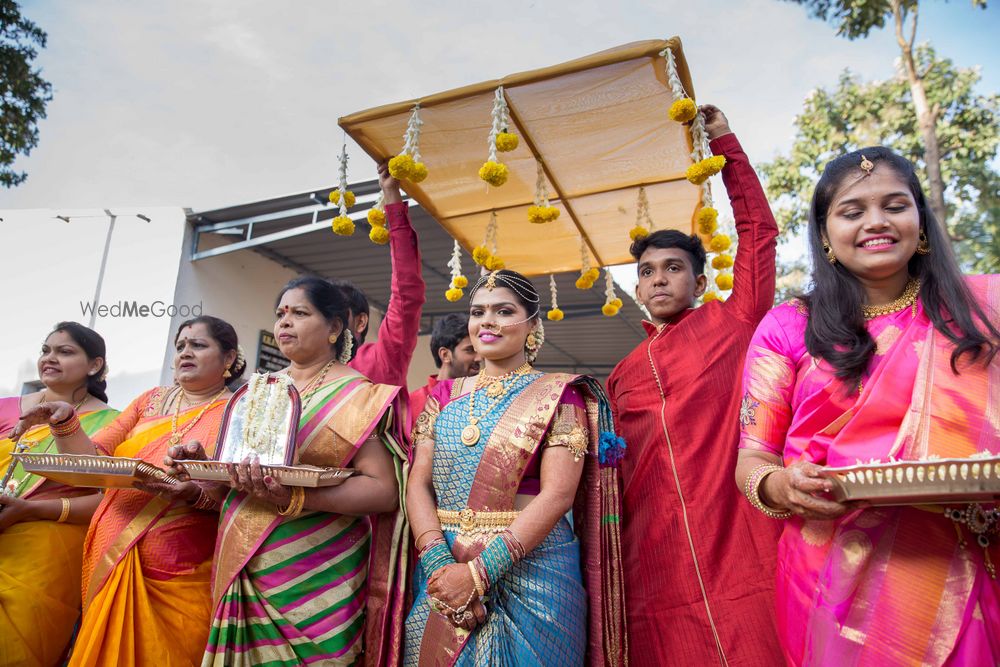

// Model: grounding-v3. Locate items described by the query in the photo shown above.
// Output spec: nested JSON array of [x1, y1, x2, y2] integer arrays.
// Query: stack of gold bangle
[[278, 486, 305, 518], [467, 561, 485, 597], [744, 463, 792, 520]]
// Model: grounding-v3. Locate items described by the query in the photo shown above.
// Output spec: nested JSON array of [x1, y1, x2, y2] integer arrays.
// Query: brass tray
[[820, 455, 1000, 506], [181, 460, 355, 488], [13, 452, 177, 489]]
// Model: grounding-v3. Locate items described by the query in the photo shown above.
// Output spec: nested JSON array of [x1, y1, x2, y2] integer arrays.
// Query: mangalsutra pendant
[[485, 381, 504, 398], [168, 434, 181, 446], [461, 418, 481, 447]]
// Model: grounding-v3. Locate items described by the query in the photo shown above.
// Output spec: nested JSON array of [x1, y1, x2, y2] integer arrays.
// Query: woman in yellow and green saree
[[11, 315, 245, 667], [0, 322, 117, 667]]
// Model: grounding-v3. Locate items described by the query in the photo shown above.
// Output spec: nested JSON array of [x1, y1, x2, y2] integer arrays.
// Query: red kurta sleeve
[[348, 201, 426, 389], [711, 133, 778, 324]]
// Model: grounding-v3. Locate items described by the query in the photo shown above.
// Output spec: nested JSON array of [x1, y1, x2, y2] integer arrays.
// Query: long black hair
[[277, 276, 351, 359], [803, 146, 999, 386], [174, 315, 246, 387], [47, 322, 109, 403]]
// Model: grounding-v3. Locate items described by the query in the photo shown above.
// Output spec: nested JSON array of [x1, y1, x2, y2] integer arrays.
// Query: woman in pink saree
[[736, 146, 1000, 666]]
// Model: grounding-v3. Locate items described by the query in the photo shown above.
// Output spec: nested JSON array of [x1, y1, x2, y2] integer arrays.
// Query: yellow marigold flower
[[409, 161, 429, 183], [388, 153, 415, 180], [331, 215, 355, 236], [367, 208, 386, 227], [575, 277, 594, 290], [685, 155, 727, 185], [527, 205, 546, 225], [445, 287, 464, 302], [668, 98, 697, 123], [611, 298, 623, 309], [544, 206, 560, 222], [452, 275, 469, 289], [708, 233, 732, 253], [472, 245, 491, 265], [703, 291, 722, 303], [585, 267, 600, 282], [602, 303, 620, 317], [495, 132, 519, 152], [368, 225, 389, 245], [546, 308, 564, 321], [715, 273, 734, 291], [696, 207, 718, 235], [484, 255, 505, 271], [711, 253, 734, 270], [329, 190, 356, 208], [479, 161, 509, 187], [629, 225, 649, 241]]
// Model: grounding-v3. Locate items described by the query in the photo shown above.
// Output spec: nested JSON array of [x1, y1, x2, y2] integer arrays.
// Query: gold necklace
[[461, 362, 533, 447], [295, 358, 337, 409], [862, 278, 921, 320], [169, 386, 227, 446]]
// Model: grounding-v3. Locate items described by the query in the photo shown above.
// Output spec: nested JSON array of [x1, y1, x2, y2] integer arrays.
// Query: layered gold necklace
[[862, 278, 921, 320], [169, 386, 228, 446], [461, 362, 533, 447]]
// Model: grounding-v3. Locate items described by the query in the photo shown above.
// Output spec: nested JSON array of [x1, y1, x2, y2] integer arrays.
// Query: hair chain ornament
[[330, 144, 355, 236], [445, 240, 468, 302], [388, 104, 428, 183], [547, 274, 564, 321], [479, 87, 511, 187], [470, 270, 540, 306]]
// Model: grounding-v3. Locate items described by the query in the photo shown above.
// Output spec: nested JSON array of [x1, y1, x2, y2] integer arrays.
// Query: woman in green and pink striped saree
[[170, 277, 409, 667]]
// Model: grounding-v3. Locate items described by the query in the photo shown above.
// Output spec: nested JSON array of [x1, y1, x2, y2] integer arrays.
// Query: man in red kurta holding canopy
[[607, 105, 783, 665]]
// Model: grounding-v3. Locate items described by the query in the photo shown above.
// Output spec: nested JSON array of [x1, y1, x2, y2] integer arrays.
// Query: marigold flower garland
[[389, 104, 429, 183], [472, 212, 505, 271], [601, 268, 623, 317], [367, 193, 389, 245], [547, 274, 564, 321], [575, 237, 600, 289], [663, 45, 734, 301], [331, 144, 355, 236], [445, 240, 468, 302], [528, 161, 560, 224], [629, 186, 654, 241], [479, 87, 512, 188]]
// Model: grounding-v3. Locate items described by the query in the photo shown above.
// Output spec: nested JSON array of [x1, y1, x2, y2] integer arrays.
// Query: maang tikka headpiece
[[860, 154, 875, 176], [485, 271, 499, 291]]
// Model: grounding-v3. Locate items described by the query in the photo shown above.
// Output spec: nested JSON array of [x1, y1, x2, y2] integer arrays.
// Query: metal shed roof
[[187, 179, 646, 380]]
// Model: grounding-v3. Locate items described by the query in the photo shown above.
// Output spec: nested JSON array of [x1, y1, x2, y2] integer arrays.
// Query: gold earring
[[525, 331, 539, 352], [329, 334, 338, 344], [823, 241, 837, 265], [223, 369, 232, 379], [916, 229, 931, 255]]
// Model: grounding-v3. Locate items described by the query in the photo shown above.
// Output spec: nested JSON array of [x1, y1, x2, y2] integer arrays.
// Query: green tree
[[1, 0, 52, 188], [783, 0, 988, 226], [761, 47, 1000, 272]]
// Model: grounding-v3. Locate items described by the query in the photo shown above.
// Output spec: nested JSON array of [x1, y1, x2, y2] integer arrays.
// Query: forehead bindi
[[832, 168, 912, 207], [278, 289, 313, 311]]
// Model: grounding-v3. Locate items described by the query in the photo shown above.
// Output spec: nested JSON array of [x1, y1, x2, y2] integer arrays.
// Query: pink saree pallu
[[740, 275, 1000, 666]]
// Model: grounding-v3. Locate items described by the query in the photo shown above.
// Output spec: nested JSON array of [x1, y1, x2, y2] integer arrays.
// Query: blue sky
[[2, 0, 996, 213]]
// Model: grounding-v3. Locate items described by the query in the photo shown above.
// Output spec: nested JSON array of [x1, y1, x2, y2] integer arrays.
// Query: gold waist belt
[[437, 508, 519, 535]]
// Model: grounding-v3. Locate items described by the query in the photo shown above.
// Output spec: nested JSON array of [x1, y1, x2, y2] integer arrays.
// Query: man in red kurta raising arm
[[340, 162, 426, 389], [606, 105, 783, 666]]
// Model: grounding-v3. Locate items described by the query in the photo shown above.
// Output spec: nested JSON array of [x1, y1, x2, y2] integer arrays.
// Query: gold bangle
[[278, 486, 305, 518], [744, 463, 793, 520], [57, 497, 71, 523], [468, 561, 485, 597]]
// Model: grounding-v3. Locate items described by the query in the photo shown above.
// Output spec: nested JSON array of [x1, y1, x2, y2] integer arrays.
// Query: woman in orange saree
[[11, 315, 245, 666], [735, 147, 1000, 666], [0, 323, 117, 667]]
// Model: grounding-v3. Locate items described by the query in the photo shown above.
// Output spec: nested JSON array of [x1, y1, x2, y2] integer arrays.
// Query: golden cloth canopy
[[339, 38, 702, 276]]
